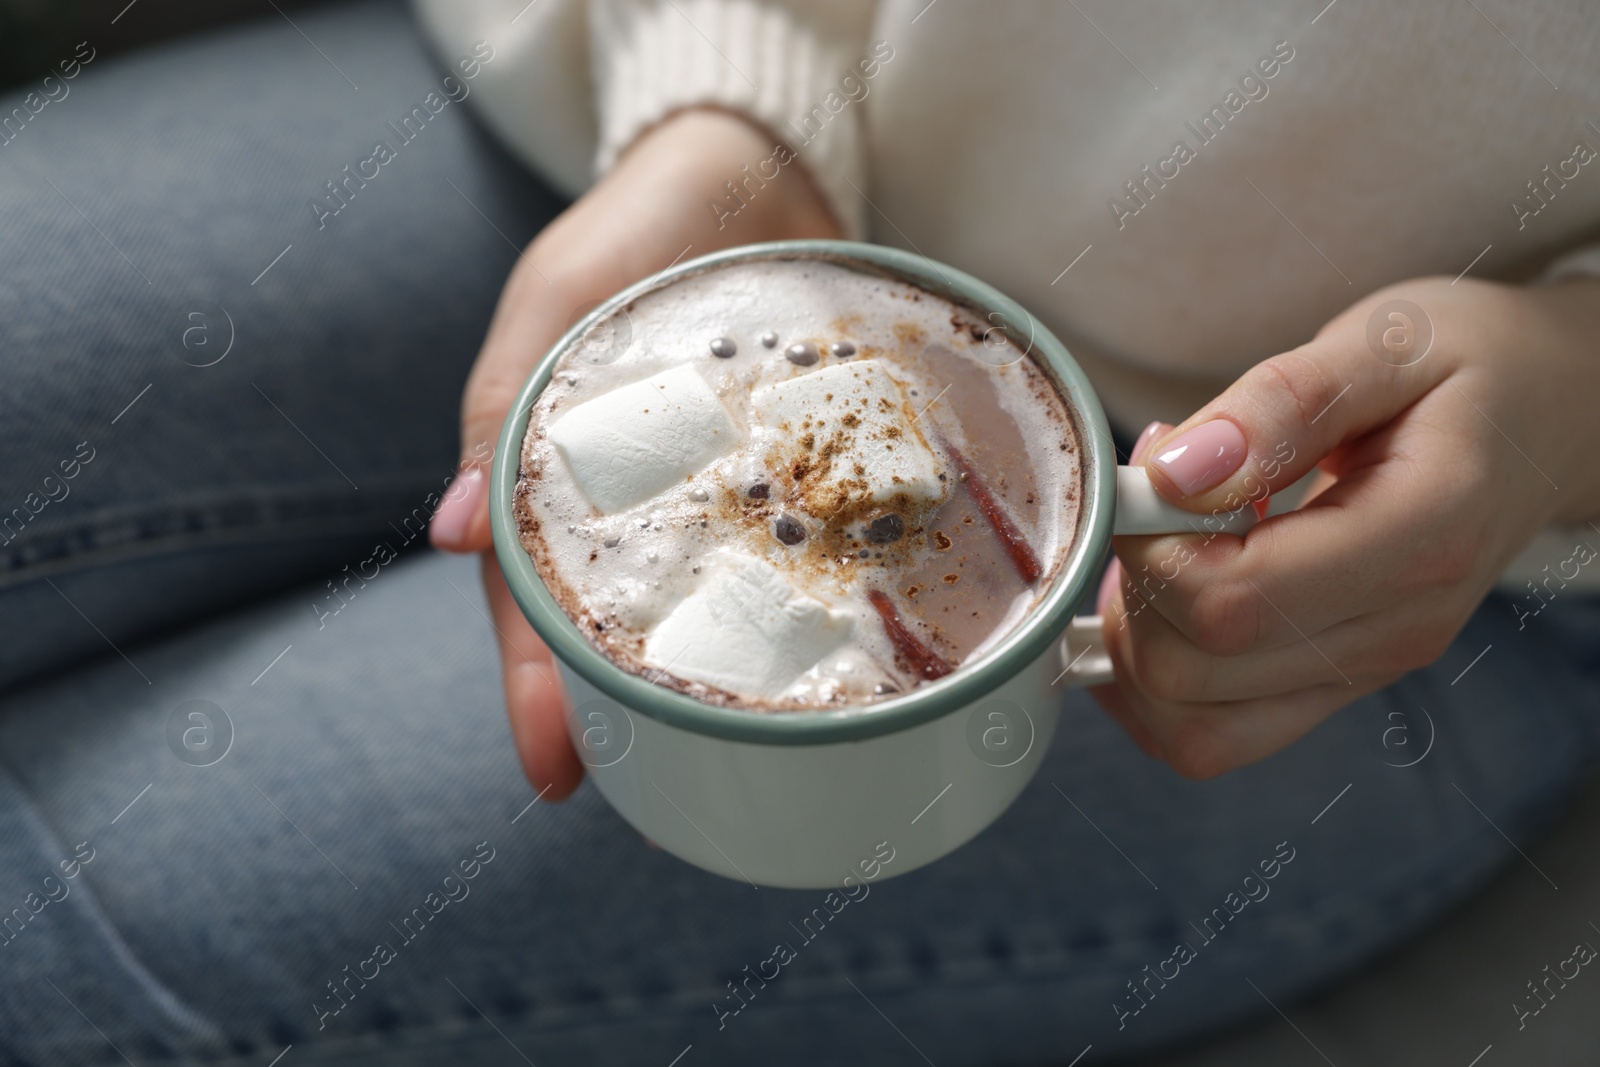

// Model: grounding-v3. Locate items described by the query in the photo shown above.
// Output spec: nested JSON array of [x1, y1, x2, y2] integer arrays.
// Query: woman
[[1, 1, 1596, 1063]]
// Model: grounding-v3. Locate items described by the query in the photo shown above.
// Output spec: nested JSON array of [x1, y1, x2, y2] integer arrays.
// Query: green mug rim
[[490, 240, 1115, 746]]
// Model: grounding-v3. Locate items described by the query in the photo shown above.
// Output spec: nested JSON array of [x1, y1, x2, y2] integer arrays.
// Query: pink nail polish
[[430, 465, 484, 548], [1130, 421, 1162, 466], [1149, 418, 1246, 496]]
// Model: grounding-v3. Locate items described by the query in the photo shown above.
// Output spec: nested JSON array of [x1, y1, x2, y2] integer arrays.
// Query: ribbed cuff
[[590, 0, 869, 239]]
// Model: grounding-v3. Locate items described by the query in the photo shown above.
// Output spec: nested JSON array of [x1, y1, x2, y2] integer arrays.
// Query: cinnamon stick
[[867, 588, 953, 682], [941, 440, 1043, 584]]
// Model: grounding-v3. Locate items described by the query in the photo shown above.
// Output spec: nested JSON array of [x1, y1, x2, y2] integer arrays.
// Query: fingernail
[[430, 464, 484, 548], [1149, 418, 1246, 496], [1130, 420, 1168, 466]]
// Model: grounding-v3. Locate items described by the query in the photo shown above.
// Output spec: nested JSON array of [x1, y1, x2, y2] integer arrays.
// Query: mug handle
[[1058, 466, 1307, 687]]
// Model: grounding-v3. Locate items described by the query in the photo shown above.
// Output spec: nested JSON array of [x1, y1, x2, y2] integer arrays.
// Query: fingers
[[1087, 419, 1172, 755], [1113, 580, 1370, 702], [434, 261, 583, 555], [1088, 674, 1165, 761], [1090, 281, 1556, 778], [1107, 579, 1433, 703], [429, 462, 491, 553], [480, 554, 584, 800], [1101, 594, 1397, 778], [433, 111, 844, 556], [427, 269, 557, 555], [433, 220, 661, 556], [456, 108, 840, 467], [1113, 390, 1476, 652], [1095, 407, 1480, 774], [1128, 419, 1169, 466], [1143, 291, 1454, 514], [1094, 585, 1395, 777], [1120, 677, 1381, 781]]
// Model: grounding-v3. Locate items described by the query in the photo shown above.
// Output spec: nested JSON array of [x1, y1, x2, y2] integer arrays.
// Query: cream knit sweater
[[413, 0, 1600, 591]]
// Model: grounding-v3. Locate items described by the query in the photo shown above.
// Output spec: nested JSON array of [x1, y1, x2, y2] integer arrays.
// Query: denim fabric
[[5, 551, 1600, 1067], [0, 0, 561, 691], [2, 4, 1599, 1066]]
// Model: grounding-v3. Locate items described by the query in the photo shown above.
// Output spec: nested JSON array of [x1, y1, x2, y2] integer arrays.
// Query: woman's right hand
[[429, 108, 843, 800]]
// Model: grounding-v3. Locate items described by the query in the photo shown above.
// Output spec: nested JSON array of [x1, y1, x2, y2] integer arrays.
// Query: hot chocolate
[[513, 255, 1082, 710]]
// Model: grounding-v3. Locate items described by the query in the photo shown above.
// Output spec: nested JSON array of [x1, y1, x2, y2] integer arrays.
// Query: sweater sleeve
[[411, 0, 876, 238], [411, 0, 599, 198], [589, 0, 875, 238]]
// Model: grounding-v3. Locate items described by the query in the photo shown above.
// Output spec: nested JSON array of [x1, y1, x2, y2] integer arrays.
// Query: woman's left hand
[[1093, 275, 1600, 779]]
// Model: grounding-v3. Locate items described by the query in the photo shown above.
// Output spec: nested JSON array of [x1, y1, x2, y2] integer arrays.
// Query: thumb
[[428, 455, 494, 553], [432, 262, 601, 554], [1143, 297, 1450, 514], [430, 274, 573, 555]]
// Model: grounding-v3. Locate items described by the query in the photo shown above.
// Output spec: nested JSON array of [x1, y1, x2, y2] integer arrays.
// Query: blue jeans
[[3, 4, 1598, 1065]]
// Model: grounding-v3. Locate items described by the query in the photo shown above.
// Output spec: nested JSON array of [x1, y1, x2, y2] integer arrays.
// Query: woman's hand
[[429, 108, 841, 799], [1094, 275, 1600, 779]]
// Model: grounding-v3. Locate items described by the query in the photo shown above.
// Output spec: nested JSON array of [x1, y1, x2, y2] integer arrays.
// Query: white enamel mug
[[491, 241, 1263, 888]]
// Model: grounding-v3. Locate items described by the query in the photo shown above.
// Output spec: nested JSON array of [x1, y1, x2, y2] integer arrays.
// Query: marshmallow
[[752, 361, 946, 511], [549, 365, 738, 514], [643, 553, 852, 700]]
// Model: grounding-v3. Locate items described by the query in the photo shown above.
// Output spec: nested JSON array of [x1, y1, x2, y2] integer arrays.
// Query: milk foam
[[515, 257, 1081, 710]]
